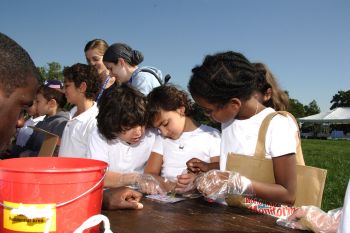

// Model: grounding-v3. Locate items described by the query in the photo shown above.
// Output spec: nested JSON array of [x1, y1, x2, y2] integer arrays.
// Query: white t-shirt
[[220, 107, 298, 170], [59, 103, 98, 158], [338, 180, 350, 233], [16, 115, 45, 147], [152, 124, 221, 180], [87, 128, 157, 173]]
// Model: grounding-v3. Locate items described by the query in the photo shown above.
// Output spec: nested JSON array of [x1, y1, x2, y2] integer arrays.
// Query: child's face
[[85, 48, 106, 75], [118, 125, 145, 145], [64, 80, 81, 105], [104, 59, 129, 83], [26, 101, 38, 117], [35, 93, 50, 116], [153, 108, 186, 140], [193, 96, 236, 124]]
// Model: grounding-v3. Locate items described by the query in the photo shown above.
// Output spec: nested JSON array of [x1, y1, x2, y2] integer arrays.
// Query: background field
[[301, 139, 350, 211]]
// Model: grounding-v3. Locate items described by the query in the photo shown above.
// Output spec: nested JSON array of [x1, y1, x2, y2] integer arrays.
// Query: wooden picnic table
[[102, 197, 305, 233]]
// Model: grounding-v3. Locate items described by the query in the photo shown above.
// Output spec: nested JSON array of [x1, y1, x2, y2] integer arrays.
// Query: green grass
[[301, 139, 350, 211]]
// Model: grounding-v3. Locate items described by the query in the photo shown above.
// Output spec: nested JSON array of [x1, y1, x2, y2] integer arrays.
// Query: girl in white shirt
[[59, 63, 100, 158], [144, 85, 220, 192], [87, 83, 164, 194], [187, 51, 298, 205]]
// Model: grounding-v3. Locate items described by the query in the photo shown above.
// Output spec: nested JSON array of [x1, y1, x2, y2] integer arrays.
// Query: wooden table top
[[102, 197, 305, 233]]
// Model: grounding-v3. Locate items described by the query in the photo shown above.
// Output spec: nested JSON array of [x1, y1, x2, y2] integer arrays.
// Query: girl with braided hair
[[187, 51, 299, 205]]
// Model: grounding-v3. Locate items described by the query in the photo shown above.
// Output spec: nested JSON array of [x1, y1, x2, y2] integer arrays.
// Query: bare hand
[[102, 187, 143, 210], [186, 158, 210, 173]]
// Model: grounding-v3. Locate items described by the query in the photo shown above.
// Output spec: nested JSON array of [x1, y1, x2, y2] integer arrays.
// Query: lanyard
[[96, 75, 111, 102]]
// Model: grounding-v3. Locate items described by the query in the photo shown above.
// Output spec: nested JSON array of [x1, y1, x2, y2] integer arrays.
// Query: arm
[[252, 153, 297, 205], [144, 152, 163, 176], [104, 171, 139, 188], [195, 154, 297, 205]]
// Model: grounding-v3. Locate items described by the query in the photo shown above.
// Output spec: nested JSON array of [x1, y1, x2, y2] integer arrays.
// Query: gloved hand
[[277, 206, 342, 233], [195, 170, 254, 201], [120, 173, 166, 195]]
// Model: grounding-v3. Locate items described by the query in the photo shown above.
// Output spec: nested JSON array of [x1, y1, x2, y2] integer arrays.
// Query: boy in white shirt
[[59, 63, 100, 158], [87, 83, 164, 194]]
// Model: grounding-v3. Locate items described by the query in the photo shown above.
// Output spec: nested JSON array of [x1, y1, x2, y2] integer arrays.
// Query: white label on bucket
[[3, 201, 56, 232]]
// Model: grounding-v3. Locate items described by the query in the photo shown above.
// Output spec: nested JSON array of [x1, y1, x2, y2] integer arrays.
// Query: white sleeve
[[266, 115, 298, 158], [151, 133, 164, 155], [87, 128, 110, 164], [208, 129, 221, 158]]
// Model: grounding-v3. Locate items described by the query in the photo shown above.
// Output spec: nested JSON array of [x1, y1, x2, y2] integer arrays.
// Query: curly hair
[[188, 51, 259, 107], [146, 84, 193, 127], [97, 83, 147, 140], [38, 85, 67, 109], [63, 63, 101, 100], [0, 32, 39, 96]]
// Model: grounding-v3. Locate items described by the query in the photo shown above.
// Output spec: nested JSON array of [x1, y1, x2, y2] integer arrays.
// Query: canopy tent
[[299, 107, 350, 124]]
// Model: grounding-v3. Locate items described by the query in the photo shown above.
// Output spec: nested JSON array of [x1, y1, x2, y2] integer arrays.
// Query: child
[[87, 83, 164, 194], [58, 63, 100, 158], [11, 100, 45, 156], [102, 43, 163, 95], [186, 61, 304, 173], [144, 85, 220, 191], [187, 51, 298, 205], [22, 80, 69, 156], [84, 39, 116, 101]]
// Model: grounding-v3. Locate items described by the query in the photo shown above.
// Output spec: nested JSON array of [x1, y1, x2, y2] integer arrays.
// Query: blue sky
[[1, 0, 349, 112]]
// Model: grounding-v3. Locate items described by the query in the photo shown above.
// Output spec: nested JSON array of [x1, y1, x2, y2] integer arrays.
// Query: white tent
[[299, 107, 350, 124]]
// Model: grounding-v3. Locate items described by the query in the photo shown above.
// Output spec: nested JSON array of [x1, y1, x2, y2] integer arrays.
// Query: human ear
[[79, 82, 87, 93], [48, 99, 58, 108], [176, 106, 186, 116], [229, 98, 241, 112], [264, 88, 272, 102]]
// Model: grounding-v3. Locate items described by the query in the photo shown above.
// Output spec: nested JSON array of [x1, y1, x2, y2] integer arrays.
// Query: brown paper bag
[[225, 111, 327, 207]]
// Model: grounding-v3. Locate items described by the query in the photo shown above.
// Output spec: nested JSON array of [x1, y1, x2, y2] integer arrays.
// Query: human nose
[[133, 126, 144, 136], [16, 111, 25, 128], [159, 127, 168, 137]]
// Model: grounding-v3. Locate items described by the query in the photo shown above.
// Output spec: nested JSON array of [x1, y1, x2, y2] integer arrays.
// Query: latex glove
[[135, 174, 166, 195], [175, 172, 197, 194], [119, 173, 166, 195], [278, 206, 342, 233], [186, 158, 211, 173], [102, 187, 143, 210], [195, 170, 254, 201]]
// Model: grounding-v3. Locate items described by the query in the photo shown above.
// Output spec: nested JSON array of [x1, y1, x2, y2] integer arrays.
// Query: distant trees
[[37, 62, 64, 84], [330, 90, 350, 110], [288, 98, 320, 118], [304, 100, 320, 116]]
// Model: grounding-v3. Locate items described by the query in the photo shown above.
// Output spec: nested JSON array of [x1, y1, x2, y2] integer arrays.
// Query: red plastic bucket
[[0, 157, 107, 233]]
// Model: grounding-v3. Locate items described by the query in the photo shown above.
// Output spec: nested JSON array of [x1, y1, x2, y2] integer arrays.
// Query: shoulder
[[197, 124, 221, 138], [269, 113, 298, 131]]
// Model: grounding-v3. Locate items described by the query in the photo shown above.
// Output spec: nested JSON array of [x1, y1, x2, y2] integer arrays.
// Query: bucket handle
[[73, 214, 113, 233], [56, 170, 106, 207]]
